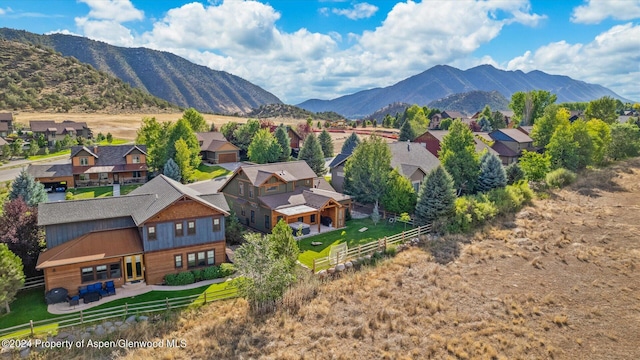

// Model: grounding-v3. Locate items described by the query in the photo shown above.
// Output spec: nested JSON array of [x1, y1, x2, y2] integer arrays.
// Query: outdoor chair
[[104, 281, 116, 296], [78, 286, 88, 299], [67, 295, 79, 306]]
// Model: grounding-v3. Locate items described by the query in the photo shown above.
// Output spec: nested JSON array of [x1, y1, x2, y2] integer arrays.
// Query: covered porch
[[274, 199, 344, 236]]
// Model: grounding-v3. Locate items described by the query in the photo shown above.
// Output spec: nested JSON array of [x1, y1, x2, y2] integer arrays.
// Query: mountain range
[[427, 90, 510, 115], [298, 64, 629, 119], [0, 28, 282, 115]]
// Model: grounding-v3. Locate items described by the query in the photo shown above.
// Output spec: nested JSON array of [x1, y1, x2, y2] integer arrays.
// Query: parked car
[[55, 186, 66, 192]]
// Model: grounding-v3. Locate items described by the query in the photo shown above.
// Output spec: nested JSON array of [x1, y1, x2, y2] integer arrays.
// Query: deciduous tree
[[344, 135, 391, 205], [438, 120, 480, 194], [381, 168, 417, 215], [509, 90, 557, 125], [519, 150, 551, 181], [233, 119, 260, 159], [585, 96, 618, 124], [0, 198, 44, 277], [414, 166, 456, 226], [530, 105, 570, 148], [174, 138, 194, 183], [248, 129, 281, 164], [168, 118, 201, 168], [0, 244, 24, 314], [608, 123, 640, 160], [181, 108, 208, 132], [298, 132, 326, 175]]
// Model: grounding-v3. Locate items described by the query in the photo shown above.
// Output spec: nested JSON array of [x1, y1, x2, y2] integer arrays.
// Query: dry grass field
[[35, 158, 639, 360]]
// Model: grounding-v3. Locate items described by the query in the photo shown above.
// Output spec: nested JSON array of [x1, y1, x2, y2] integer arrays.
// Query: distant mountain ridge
[[298, 64, 629, 118], [427, 90, 510, 115], [0, 28, 282, 115], [246, 104, 347, 121]]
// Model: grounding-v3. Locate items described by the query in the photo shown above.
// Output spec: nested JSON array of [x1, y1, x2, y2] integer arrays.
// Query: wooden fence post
[[166, 298, 170, 310], [358, 245, 361, 258], [312, 259, 316, 273], [204, 292, 207, 304], [80, 311, 83, 324], [384, 237, 387, 251], [125, 303, 128, 316], [30, 320, 34, 336], [402, 231, 405, 241]]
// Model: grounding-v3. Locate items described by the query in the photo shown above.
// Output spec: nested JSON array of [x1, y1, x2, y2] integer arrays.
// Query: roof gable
[[490, 129, 533, 143], [223, 161, 317, 188], [389, 142, 441, 178], [70, 145, 148, 167]]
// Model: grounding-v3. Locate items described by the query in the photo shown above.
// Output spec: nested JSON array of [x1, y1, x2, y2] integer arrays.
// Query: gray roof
[[233, 160, 317, 187], [0, 123, 7, 133], [389, 142, 440, 178], [27, 164, 72, 178], [441, 111, 467, 119], [0, 113, 13, 121], [0, 137, 7, 146], [30, 120, 88, 134], [422, 130, 499, 156], [258, 187, 350, 211], [196, 132, 238, 152], [491, 142, 519, 157], [38, 175, 229, 226], [328, 153, 350, 168], [186, 175, 231, 194], [518, 126, 533, 135], [491, 129, 533, 143], [70, 145, 147, 165]]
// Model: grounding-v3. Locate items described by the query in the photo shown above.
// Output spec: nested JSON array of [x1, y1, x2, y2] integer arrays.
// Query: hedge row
[[447, 181, 533, 233], [164, 263, 236, 286]]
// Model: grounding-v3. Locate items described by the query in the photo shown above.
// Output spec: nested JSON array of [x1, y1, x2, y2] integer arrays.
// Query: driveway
[[47, 192, 66, 202]]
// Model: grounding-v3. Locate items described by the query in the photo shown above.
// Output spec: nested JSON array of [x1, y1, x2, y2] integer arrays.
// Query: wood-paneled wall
[[143, 241, 227, 285]]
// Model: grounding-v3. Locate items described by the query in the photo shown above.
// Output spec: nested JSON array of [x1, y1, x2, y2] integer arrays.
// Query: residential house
[[329, 142, 440, 194], [30, 120, 92, 146], [429, 110, 468, 129], [268, 125, 303, 153], [488, 129, 535, 165], [517, 126, 534, 136], [219, 161, 351, 234], [414, 130, 499, 159], [27, 144, 148, 189], [0, 112, 13, 137], [36, 175, 230, 292], [569, 111, 583, 122], [196, 132, 240, 164]]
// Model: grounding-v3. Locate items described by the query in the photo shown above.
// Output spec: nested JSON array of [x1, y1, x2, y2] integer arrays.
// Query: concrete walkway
[[48, 277, 233, 314], [112, 183, 120, 197]]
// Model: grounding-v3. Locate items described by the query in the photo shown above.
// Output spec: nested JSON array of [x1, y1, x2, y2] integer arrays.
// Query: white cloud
[[332, 2, 379, 20], [0, 7, 9, 15], [507, 23, 640, 101], [571, 0, 640, 24], [78, 0, 143, 22], [45, 29, 82, 37]]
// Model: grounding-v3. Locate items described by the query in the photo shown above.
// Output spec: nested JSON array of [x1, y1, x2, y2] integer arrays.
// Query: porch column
[[317, 210, 321, 233]]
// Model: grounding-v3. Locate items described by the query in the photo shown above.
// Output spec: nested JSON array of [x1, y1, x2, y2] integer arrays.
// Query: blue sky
[[1, 0, 639, 103]]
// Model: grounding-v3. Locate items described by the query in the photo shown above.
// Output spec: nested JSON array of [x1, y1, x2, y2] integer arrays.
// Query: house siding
[[331, 164, 346, 193], [142, 216, 225, 252], [143, 241, 227, 285], [45, 217, 136, 248], [42, 257, 126, 293], [414, 132, 441, 157]]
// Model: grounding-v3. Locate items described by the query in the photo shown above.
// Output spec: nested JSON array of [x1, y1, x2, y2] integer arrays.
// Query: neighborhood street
[[0, 156, 70, 183]]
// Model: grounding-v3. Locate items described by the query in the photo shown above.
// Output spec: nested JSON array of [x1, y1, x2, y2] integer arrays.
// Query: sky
[[0, 0, 639, 104]]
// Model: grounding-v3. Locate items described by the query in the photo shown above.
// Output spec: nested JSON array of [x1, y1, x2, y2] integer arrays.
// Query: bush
[[505, 163, 524, 185], [545, 168, 577, 188], [219, 263, 236, 277], [202, 266, 220, 280], [164, 273, 178, 285], [175, 271, 195, 285], [65, 191, 73, 200], [191, 269, 203, 282]]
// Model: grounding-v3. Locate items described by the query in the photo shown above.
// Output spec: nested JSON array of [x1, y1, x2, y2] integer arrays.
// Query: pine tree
[[0, 244, 24, 314], [274, 125, 291, 161], [370, 201, 381, 225], [318, 129, 334, 157], [399, 118, 416, 141], [415, 166, 457, 226], [341, 132, 360, 155], [163, 158, 181, 182], [298, 132, 326, 175], [438, 120, 480, 194], [381, 168, 417, 214], [477, 152, 507, 192], [9, 169, 47, 206], [505, 162, 524, 185]]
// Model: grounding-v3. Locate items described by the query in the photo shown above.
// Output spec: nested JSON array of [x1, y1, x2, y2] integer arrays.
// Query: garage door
[[218, 153, 237, 163]]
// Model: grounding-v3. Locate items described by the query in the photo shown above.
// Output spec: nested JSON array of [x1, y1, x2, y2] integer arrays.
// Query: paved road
[[0, 157, 70, 183]]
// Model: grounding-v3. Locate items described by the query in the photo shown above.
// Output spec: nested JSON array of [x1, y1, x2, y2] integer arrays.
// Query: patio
[[294, 224, 343, 240]]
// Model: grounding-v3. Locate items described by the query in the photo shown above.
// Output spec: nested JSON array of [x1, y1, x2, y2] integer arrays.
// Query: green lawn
[[192, 164, 231, 181], [27, 149, 71, 161], [68, 186, 113, 199], [297, 218, 406, 268], [120, 184, 143, 195], [97, 139, 129, 146], [0, 282, 235, 331]]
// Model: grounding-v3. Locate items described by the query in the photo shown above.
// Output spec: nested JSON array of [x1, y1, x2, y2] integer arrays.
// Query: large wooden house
[[29, 120, 92, 146], [0, 112, 13, 137], [219, 161, 351, 234], [196, 132, 240, 164], [36, 175, 230, 292]]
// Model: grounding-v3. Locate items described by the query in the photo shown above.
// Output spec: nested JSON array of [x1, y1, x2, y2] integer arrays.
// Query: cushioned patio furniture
[[68, 295, 79, 306], [83, 292, 100, 303], [105, 281, 116, 296], [78, 286, 89, 299]]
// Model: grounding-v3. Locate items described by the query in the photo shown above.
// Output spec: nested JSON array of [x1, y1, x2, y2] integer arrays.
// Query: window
[[266, 185, 278, 192], [212, 217, 221, 231], [132, 155, 140, 164], [240, 208, 246, 217], [305, 179, 310, 185], [310, 214, 316, 223], [251, 210, 255, 224], [79, 174, 89, 181], [197, 251, 206, 266], [297, 216, 303, 223], [80, 157, 88, 166], [81, 267, 94, 282], [187, 220, 196, 235], [265, 215, 270, 229], [174, 254, 183, 269], [412, 181, 420, 192], [248, 187, 254, 198], [238, 182, 244, 196], [175, 222, 184, 237], [109, 263, 121, 278], [187, 253, 196, 268], [99, 172, 108, 180], [207, 250, 215, 265], [336, 171, 344, 177], [95, 265, 108, 280], [133, 171, 141, 178], [148, 225, 156, 240]]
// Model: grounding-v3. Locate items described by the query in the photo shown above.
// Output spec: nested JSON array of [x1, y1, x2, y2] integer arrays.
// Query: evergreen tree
[[438, 120, 480, 194], [269, 219, 300, 271], [343, 135, 391, 205], [181, 108, 208, 132], [505, 162, 525, 185], [298, 132, 326, 175], [341, 132, 360, 155], [477, 152, 507, 193], [9, 169, 47, 206], [370, 202, 381, 225], [274, 125, 291, 161], [415, 166, 456, 226], [318, 129, 334, 157], [0, 244, 24, 314], [225, 210, 245, 245], [106, 133, 113, 144], [478, 117, 492, 132], [163, 158, 181, 182], [381, 168, 417, 214], [491, 111, 507, 129], [248, 129, 281, 164], [399, 118, 416, 141]]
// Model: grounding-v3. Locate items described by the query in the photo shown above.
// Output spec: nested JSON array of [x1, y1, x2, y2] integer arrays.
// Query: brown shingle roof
[[233, 161, 317, 187], [491, 142, 519, 157], [258, 188, 348, 211], [196, 132, 239, 152], [27, 164, 72, 178], [70, 145, 148, 174], [36, 228, 143, 269], [0, 137, 7, 146], [0, 123, 8, 132], [30, 120, 88, 134], [0, 113, 13, 121], [389, 142, 441, 178]]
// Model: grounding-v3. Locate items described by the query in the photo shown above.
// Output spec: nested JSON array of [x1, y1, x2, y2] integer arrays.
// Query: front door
[[114, 173, 119, 184], [124, 255, 144, 282]]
